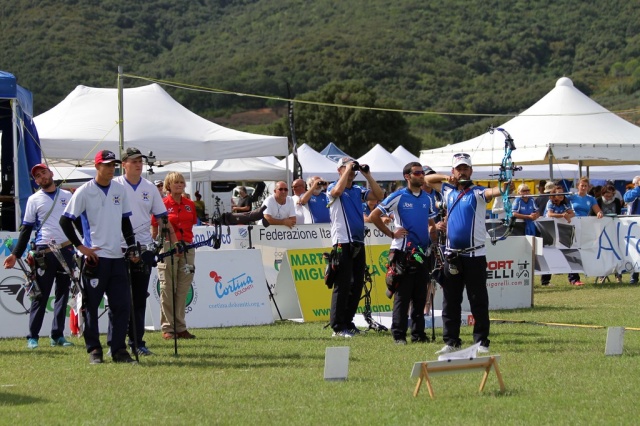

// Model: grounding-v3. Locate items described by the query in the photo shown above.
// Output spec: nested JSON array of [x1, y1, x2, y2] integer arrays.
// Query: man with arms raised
[[327, 158, 385, 337], [425, 153, 512, 355]]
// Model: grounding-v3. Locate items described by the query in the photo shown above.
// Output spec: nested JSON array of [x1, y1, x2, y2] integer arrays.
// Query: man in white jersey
[[3, 164, 75, 349], [59, 150, 138, 364], [327, 157, 385, 338], [425, 153, 511, 355], [114, 147, 176, 356]]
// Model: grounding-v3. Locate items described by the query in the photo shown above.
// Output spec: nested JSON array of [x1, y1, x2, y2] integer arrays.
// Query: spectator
[[262, 181, 296, 228], [232, 186, 252, 213], [193, 191, 207, 222], [535, 181, 556, 216], [566, 177, 603, 285], [595, 184, 623, 283], [512, 183, 539, 236], [623, 176, 640, 284], [421, 165, 444, 223], [154, 180, 165, 196], [607, 180, 623, 201], [298, 176, 330, 224], [291, 178, 311, 224], [545, 185, 578, 286]]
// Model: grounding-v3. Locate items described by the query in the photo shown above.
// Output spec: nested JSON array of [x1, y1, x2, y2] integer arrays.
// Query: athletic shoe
[[50, 336, 74, 347], [347, 328, 362, 335], [478, 345, 490, 354], [162, 332, 174, 340], [177, 330, 196, 339], [27, 338, 38, 349], [571, 280, 584, 286], [89, 349, 103, 364], [394, 339, 407, 345], [136, 346, 153, 356], [435, 344, 461, 355], [112, 349, 137, 364], [331, 330, 354, 338], [411, 335, 430, 343]]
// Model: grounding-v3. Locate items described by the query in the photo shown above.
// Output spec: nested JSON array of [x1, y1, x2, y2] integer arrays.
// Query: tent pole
[[578, 160, 583, 178], [548, 153, 553, 181], [11, 99, 20, 227], [118, 65, 124, 161]]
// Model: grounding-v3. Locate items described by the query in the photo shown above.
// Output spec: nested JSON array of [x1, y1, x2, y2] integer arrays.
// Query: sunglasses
[[453, 153, 471, 159], [277, 188, 289, 192], [409, 170, 425, 176], [521, 189, 531, 193]]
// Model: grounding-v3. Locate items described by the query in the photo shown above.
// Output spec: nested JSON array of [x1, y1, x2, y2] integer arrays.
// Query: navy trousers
[[27, 246, 74, 340], [82, 257, 130, 354]]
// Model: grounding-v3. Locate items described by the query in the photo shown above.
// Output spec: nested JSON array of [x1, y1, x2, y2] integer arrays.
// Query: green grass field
[[2, 274, 640, 425]]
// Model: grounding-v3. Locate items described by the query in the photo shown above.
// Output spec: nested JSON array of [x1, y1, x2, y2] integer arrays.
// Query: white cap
[[452, 153, 472, 168]]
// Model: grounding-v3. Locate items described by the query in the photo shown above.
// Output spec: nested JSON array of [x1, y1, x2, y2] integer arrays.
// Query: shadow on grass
[[143, 351, 326, 368], [0, 392, 46, 406]]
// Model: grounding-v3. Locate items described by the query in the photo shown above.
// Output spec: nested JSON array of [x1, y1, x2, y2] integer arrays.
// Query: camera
[[351, 161, 370, 173], [316, 181, 327, 187]]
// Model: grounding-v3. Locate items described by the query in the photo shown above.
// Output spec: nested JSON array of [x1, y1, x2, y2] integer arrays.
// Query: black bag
[[323, 247, 340, 289], [384, 250, 405, 298]]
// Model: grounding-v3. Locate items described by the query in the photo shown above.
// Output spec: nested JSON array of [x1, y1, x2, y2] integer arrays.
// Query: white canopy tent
[[391, 145, 420, 164], [419, 77, 640, 171], [277, 144, 340, 181], [147, 157, 289, 182], [34, 84, 289, 165], [358, 144, 407, 181]]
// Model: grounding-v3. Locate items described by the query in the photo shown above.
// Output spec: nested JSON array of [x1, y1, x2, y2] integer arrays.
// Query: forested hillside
[[1, 0, 639, 149]]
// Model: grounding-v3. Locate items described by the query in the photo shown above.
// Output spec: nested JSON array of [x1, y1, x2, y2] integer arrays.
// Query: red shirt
[[152, 195, 198, 243]]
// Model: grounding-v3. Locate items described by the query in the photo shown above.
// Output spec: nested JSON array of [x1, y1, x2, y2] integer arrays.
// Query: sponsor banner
[[148, 250, 273, 329], [534, 217, 640, 276], [287, 245, 391, 322]]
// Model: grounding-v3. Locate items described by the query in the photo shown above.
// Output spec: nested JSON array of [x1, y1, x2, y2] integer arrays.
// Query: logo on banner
[[0, 275, 31, 315], [210, 270, 254, 299], [154, 277, 198, 314], [378, 250, 389, 271], [486, 259, 530, 287]]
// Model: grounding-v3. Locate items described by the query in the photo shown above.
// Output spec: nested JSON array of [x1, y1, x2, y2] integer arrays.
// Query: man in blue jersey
[[3, 164, 75, 349], [424, 153, 512, 355], [369, 162, 436, 344], [298, 176, 330, 223], [327, 157, 385, 338], [59, 150, 139, 364], [623, 176, 640, 283]]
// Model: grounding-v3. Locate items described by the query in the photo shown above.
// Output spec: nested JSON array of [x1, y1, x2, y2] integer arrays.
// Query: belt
[[447, 244, 485, 254], [39, 240, 73, 254]]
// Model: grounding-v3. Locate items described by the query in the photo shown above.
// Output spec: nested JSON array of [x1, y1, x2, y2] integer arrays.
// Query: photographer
[[369, 162, 436, 345], [425, 153, 512, 355], [298, 176, 330, 224], [327, 157, 385, 338]]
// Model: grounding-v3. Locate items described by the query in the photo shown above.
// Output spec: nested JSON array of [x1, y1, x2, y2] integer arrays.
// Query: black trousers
[[441, 255, 490, 347], [126, 251, 154, 349], [329, 243, 365, 332], [391, 261, 429, 341]]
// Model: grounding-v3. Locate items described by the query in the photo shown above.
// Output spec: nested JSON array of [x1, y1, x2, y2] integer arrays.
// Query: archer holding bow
[[424, 152, 513, 356]]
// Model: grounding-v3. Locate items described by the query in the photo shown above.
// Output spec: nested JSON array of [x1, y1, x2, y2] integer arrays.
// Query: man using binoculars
[[298, 176, 330, 224], [327, 157, 385, 338]]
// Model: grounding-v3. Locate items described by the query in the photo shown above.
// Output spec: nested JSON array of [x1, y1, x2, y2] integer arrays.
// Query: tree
[[271, 80, 421, 158]]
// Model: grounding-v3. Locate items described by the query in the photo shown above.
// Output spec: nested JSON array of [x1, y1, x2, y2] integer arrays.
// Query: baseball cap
[[94, 150, 122, 165], [338, 157, 354, 168], [452, 153, 472, 168], [422, 165, 436, 175], [30, 163, 50, 177], [122, 147, 146, 161], [544, 181, 556, 193], [154, 180, 163, 186]]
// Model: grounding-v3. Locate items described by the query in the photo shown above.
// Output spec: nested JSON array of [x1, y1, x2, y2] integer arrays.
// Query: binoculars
[[351, 161, 370, 173]]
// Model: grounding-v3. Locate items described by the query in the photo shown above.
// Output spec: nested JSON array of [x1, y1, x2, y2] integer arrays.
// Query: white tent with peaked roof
[[34, 84, 288, 165], [277, 143, 340, 181], [419, 77, 640, 169], [358, 144, 407, 181], [392, 145, 420, 164]]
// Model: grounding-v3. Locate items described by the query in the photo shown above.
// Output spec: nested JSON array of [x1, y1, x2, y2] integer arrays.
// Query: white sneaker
[[478, 345, 490, 354], [435, 344, 460, 355], [332, 330, 354, 338]]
